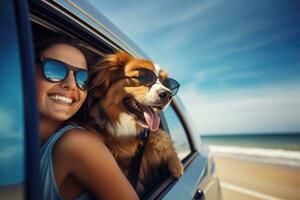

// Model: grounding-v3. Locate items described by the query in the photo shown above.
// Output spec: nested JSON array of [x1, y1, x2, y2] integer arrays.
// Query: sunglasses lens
[[43, 60, 67, 82], [76, 70, 89, 90], [138, 68, 157, 86], [163, 78, 180, 96]]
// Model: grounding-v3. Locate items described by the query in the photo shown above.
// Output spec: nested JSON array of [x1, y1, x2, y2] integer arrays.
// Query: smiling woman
[[35, 36, 140, 199], [35, 39, 88, 127]]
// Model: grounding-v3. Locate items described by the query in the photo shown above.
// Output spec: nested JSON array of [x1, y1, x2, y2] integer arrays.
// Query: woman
[[37, 37, 139, 200]]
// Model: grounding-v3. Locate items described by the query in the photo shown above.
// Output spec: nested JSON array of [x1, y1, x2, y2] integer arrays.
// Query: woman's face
[[36, 44, 88, 121]]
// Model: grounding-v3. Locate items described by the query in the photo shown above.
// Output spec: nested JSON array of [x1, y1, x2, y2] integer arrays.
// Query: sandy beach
[[213, 155, 300, 200]]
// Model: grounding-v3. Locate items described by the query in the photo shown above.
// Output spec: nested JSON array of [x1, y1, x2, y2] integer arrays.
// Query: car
[[0, 0, 222, 199]]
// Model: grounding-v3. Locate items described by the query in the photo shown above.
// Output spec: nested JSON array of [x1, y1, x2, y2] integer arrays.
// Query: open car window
[[164, 104, 192, 160]]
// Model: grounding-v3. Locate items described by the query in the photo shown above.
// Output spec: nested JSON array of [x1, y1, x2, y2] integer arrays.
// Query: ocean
[[201, 133, 300, 167], [201, 133, 300, 151]]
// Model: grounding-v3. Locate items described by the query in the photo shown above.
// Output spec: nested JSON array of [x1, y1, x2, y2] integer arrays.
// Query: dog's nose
[[159, 90, 172, 103]]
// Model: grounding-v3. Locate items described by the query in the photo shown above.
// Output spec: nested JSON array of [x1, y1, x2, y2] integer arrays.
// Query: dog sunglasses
[[131, 68, 180, 96], [36, 57, 89, 90]]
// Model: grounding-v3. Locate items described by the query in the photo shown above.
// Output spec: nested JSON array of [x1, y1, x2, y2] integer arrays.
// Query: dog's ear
[[89, 51, 132, 98]]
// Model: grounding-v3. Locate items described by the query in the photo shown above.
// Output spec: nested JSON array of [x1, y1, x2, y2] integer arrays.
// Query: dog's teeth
[[132, 101, 139, 110]]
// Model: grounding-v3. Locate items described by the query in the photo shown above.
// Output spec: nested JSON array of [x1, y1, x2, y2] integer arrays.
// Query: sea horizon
[[200, 133, 300, 167], [200, 131, 300, 136], [201, 132, 300, 150]]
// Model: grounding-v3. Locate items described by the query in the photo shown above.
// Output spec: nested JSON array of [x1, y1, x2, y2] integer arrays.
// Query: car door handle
[[193, 189, 205, 200]]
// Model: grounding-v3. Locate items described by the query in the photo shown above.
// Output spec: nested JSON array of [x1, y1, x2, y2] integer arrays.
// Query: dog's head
[[89, 51, 179, 137]]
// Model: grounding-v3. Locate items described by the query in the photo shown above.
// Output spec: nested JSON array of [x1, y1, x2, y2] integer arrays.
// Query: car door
[[164, 99, 222, 200], [142, 99, 209, 200], [0, 0, 40, 199]]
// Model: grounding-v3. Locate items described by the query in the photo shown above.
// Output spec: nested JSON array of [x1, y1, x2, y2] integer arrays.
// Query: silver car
[[0, 0, 222, 199]]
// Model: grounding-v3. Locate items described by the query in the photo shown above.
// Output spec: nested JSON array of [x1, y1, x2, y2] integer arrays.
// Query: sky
[[88, 0, 300, 135]]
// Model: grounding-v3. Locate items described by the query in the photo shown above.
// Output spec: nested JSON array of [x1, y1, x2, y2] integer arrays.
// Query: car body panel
[[52, 0, 148, 58], [162, 154, 208, 200]]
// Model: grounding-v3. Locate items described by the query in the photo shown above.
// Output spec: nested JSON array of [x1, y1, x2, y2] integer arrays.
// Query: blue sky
[[88, 0, 300, 134]]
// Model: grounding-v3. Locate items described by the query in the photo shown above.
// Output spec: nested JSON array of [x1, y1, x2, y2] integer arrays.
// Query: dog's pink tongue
[[143, 107, 160, 132]]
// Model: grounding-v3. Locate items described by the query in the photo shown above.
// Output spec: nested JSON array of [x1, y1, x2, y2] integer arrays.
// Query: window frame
[[29, 1, 116, 55], [11, 0, 41, 199], [163, 101, 194, 162], [166, 99, 199, 162]]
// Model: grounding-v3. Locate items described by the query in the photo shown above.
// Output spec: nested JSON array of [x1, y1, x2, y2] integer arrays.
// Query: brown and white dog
[[85, 51, 183, 192]]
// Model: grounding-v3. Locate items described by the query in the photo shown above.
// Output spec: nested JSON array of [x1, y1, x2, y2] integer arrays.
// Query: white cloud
[[199, 27, 300, 62], [0, 109, 14, 133], [114, 0, 226, 36], [0, 145, 21, 161], [196, 66, 234, 82], [0, 108, 24, 140], [195, 66, 265, 85], [196, 8, 299, 52], [178, 82, 300, 135]]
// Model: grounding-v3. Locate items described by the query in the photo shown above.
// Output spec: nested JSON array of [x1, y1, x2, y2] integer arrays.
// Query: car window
[[0, 0, 25, 198], [164, 104, 192, 160]]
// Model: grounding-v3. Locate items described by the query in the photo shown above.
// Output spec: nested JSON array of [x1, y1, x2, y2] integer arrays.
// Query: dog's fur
[[84, 51, 183, 192]]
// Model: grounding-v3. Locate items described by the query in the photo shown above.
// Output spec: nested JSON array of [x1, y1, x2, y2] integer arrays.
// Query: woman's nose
[[60, 71, 77, 90]]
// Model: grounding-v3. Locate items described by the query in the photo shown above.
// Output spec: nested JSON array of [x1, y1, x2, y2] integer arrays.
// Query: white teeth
[[134, 101, 142, 112], [131, 100, 142, 111], [49, 95, 73, 104]]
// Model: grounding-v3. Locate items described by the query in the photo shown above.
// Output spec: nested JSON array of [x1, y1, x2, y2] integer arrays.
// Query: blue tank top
[[40, 124, 94, 200]]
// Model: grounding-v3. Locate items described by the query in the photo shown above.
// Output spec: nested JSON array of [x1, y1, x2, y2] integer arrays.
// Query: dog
[[85, 51, 183, 193]]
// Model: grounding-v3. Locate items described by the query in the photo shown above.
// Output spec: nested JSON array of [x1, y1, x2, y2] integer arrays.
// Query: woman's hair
[[34, 36, 92, 68]]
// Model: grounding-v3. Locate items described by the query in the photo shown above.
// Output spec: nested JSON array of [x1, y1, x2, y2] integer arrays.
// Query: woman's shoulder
[[60, 126, 101, 141], [52, 126, 140, 200], [53, 127, 109, 166]]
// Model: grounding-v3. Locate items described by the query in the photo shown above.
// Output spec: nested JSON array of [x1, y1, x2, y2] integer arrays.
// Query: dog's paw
[[151, 133, 170, 153], [169, 162, 184, 178]]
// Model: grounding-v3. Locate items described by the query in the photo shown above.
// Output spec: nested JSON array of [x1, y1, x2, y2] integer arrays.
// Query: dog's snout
[[159, 90, 172, 103]]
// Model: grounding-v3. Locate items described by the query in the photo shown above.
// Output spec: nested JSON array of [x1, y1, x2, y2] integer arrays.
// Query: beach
[[213, 155, 300, 200]]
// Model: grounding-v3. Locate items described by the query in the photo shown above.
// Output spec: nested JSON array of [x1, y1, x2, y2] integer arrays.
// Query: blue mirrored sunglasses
[[36, 57, 89, 90]]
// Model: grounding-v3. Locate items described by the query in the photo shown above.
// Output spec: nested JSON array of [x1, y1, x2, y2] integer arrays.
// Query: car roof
[[52, 0, 149, 59]]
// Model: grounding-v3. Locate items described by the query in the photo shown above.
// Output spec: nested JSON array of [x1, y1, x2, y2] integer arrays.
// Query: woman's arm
[[53, 128, 139, 200]]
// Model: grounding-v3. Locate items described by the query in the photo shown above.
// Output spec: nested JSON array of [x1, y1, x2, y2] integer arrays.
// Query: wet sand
[[213, 155, 300, 200]]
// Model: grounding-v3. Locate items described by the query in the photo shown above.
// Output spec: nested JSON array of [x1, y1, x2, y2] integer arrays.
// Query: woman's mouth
[[49, 94, 74, 105]]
